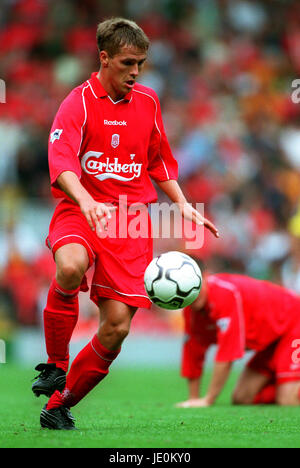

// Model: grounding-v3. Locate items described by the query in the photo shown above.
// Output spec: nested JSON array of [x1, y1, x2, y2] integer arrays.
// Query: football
[[144, 251, 202, 310]]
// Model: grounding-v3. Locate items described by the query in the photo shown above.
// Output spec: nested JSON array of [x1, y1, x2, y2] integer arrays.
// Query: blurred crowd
[[1, 0, 300, 333]]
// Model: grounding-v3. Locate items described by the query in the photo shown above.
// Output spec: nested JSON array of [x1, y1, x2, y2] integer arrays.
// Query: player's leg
[[97, 297, 136, 350], [232, 367, 271, 405], [48, 298, 136, 408], [40, 207, 152, 426], [32, 243, 90, 397], [40, 299, 136, 429], [44, 243, 90, 367], [267, 315, 300, 406], [272, 325, 300, 405], [232, 343, 279, 405], [60, 299, 137, 407], [275, 381, 300, 405], [55, 243, 90, 290]]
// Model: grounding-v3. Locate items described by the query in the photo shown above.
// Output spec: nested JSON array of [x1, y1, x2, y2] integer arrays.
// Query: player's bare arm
[[188, 377, 201, 399], [204, 361, 233, 405], [175, 377, 202, 408], [157, 179, 219, 238], [57, 171, 116, 235], [177, 361, 232, 408]]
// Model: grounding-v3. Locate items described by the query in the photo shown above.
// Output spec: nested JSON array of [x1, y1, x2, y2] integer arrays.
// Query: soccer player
[[176, 273, 300, 408], [32, 18, 219, 430]]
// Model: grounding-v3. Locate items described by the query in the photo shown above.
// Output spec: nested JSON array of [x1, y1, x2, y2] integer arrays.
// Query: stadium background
[[0, 0, 300, 369]]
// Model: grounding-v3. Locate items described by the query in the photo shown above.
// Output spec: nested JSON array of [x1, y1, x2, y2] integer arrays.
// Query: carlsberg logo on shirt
[[81, 151, 142, 182]]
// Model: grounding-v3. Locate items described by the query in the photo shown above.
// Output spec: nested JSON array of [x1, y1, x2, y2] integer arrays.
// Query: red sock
[[253, 384, 276, 404], [46, 334, 120, 410], [44, 278, 80, 372]]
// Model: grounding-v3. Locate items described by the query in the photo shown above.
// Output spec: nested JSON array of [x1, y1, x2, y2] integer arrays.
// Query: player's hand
[[177, 202, 219, 239], [175, 398, 211, 408], [79, 198, 117, 236]]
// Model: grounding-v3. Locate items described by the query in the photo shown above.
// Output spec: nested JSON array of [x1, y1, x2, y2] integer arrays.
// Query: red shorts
[[46, 200, 152, 309], [247, 319, 300, 384]]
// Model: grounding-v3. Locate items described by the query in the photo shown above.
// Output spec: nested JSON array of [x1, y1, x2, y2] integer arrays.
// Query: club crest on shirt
[[50, 129, 63, 144], [111, 134, 120, 148]]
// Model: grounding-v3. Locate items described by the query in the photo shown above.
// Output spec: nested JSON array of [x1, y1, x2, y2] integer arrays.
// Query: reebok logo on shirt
[[104, 120, 127, 126]]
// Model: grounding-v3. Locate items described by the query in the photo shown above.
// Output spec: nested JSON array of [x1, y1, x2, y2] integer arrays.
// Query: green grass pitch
[[0, 364, 300, 448]]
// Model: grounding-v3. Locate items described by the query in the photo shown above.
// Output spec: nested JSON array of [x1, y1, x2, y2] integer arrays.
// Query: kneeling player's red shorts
[[247, 318, 300, 385], [46, 199, 152, 309]]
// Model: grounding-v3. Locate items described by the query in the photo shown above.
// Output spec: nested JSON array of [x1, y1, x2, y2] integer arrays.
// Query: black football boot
[[32, 363, 66, 397], [40, 405, 76, 430]]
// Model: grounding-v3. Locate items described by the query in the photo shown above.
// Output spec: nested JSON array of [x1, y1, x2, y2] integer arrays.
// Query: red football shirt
[[181, 274, 300, 378], [48, 72, 178, 205]]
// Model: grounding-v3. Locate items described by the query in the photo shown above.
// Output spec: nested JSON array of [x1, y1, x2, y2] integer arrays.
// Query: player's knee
[[276, 393, 297, 406], [232, 390, 253, 405], [276, 383, 300, 406], [276, 395, 290, 406], [111, 323, 130, 342], [101, 321, 130, 346], [56, 261, 86, 289]]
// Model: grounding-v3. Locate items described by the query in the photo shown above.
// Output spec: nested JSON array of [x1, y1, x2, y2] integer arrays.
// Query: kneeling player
[[176, 273, 300, 408]]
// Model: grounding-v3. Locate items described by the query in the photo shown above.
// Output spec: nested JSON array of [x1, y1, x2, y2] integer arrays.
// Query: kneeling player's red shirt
[[182, 274, 300, 382], [48, 72, 178, 205]]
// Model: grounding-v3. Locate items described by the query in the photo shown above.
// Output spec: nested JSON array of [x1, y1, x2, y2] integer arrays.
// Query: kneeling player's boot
[[40, 405, 76, 430], [32, 363, 66, 397]]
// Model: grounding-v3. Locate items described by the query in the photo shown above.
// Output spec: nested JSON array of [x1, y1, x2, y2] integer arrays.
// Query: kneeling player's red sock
[[253, 384, 276, 404], [46, 334, 120, 410], [44, 278, 80, 372]]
